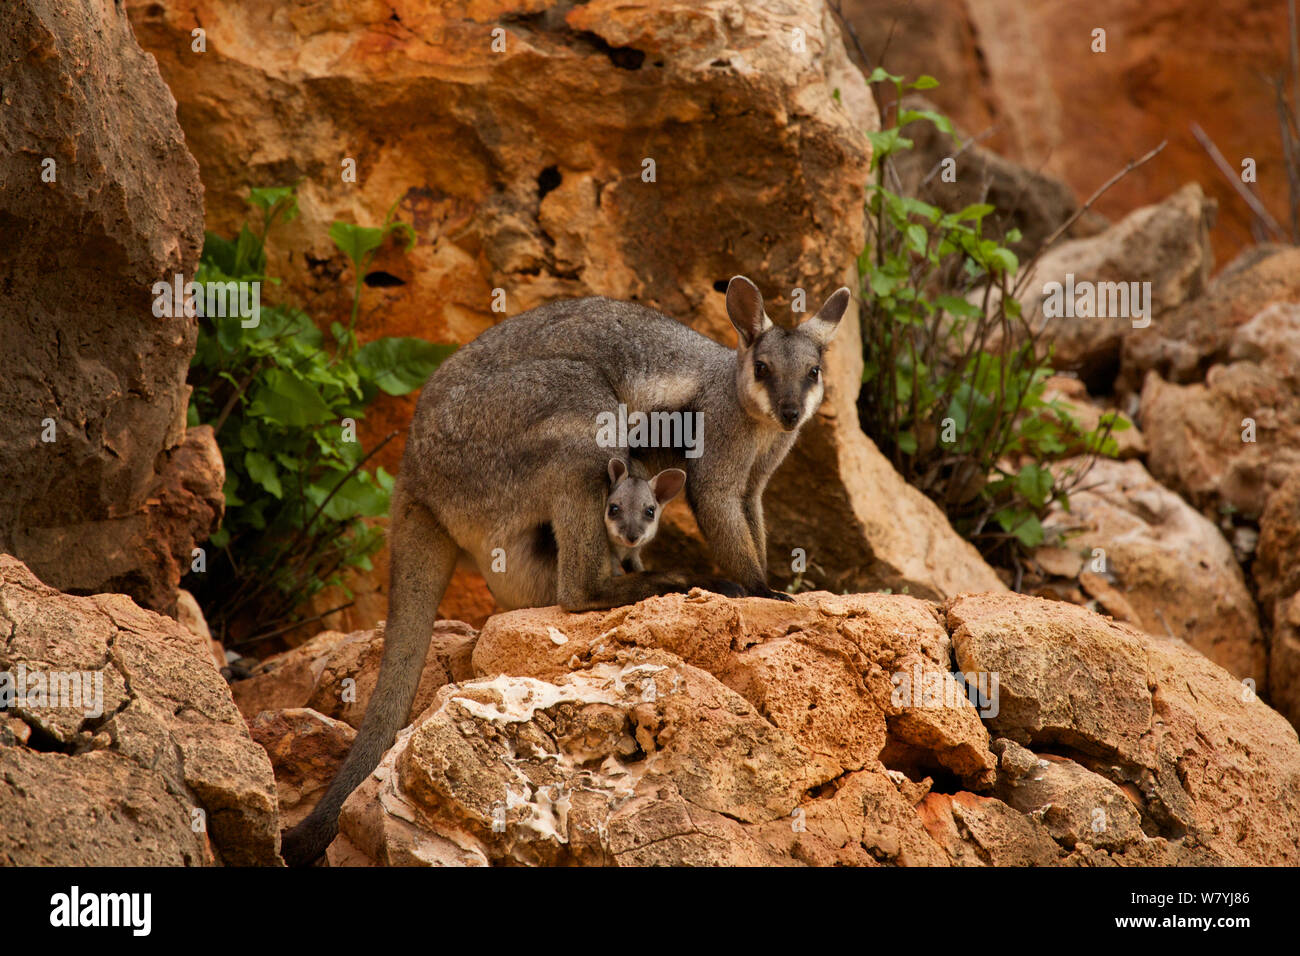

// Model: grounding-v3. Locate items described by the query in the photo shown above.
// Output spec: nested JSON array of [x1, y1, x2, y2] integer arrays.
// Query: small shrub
[[856, 71, 1125, 570], [185, 186, 454, 643]]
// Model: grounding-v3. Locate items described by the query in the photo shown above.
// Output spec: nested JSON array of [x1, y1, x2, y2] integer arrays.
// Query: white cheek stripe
[[799, 383, 823, 426]]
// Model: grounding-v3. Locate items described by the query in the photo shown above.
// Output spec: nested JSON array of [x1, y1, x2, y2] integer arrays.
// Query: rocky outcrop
[[1140, 301, 1300, 519], [248, 708, 355, 830], [10, 426, 224, 617], [1032, 457, 1265, 688], [0, 555, 278, 865], [1013, 184, 1215, 389], [129, 0, 1003, 607], [232, 622, 477, 730], [328, 589, 1300, 866], [948, 593, 1299, 865], [0, 0, 210, 616], [1124, 247, 1300, 390]]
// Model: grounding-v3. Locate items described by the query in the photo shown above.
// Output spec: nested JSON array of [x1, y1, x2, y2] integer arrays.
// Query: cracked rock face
[[329, 589, 1300, 865], [0, 556, 279, 865], [1032, 457, 1265, 689], [232, 621, 477, 730], [0, 0, 209, 615]]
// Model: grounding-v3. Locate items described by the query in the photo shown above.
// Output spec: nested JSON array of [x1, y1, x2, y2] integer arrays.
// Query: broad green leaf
[[247, 367, 334, 426], [329, 222, 386, 268], [245, 450, 284, 499], [356, 338, 457, 396]]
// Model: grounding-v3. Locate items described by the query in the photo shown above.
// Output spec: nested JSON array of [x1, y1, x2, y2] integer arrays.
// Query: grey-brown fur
[[280, 276, 848, 864], [605, 457, 684, 573]]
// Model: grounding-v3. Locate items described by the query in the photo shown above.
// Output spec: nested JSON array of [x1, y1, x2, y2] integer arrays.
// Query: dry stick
[[1015, 141, 1169, 305], [1190, 122, 1286, 240], [210, 358, 267, 437], [1290, 0, 1300, 113], [1278, 82, 1300, 239], [237, 602, 357, 647]]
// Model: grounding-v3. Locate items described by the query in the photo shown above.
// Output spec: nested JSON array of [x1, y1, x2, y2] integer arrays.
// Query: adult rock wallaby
[[281, 276, 849, 865], [604, 457, 685, 574]]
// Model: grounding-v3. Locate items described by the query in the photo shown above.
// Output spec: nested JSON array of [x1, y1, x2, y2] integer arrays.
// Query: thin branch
[[1016, 140, 1168, 299], [235, 602, 357, 648], [1190, 122, 1286, 240]]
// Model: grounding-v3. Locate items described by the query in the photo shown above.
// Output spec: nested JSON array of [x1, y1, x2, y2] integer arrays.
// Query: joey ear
[[649, 468, 686, 505], [608, 458, 626, 487], [726, 276, 771, 348], [798, 286, 851, 349]]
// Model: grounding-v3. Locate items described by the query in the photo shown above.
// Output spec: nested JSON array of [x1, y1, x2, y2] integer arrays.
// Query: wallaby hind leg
[[280, 489, 458, 866]]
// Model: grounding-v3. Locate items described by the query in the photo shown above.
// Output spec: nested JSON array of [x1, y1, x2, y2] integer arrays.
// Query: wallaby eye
[[644, 507, 655, 520], [608, 504, 620, 517], [808, 366, 821, 381], [754, 360, 770, 380]]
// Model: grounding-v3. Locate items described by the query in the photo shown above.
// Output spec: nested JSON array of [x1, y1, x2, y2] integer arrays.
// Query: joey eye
[[808, 366, 821, 381], [608, 504, 620, 517], [754, 360, 770, 380], [644, 507, 655, 520]]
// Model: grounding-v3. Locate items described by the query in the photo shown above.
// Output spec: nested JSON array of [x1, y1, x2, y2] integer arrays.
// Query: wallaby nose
[[779, 403, 800, 427]]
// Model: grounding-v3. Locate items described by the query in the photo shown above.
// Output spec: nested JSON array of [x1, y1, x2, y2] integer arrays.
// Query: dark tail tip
[[280, 812, 334, 867]]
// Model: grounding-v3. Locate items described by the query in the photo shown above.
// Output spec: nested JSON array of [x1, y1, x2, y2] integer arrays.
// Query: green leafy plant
[[186, 186, 454, 644], [857, 70, 1126, 570]]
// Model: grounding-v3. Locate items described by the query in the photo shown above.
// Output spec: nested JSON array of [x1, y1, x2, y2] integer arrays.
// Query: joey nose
[[778, 403, 800, 428]]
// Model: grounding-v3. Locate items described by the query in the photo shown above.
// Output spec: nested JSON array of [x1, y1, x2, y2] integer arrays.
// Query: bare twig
[[1191, 122, 1286, 240], [1016, 140, 1168, 299], [235, 602, 357, 647]]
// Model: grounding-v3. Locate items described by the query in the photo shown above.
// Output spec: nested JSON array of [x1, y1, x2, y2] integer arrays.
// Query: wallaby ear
[[649, 468, 686, 505], [798, 286, 851, 349], [608, 458, 627, 487], [726, 276, 771, 348]]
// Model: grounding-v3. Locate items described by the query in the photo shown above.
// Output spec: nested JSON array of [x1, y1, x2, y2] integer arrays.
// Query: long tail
[[280, 486, 457, 866]]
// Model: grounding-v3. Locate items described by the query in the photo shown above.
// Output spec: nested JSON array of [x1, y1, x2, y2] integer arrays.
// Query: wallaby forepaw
[[750, 586, 796, 602]]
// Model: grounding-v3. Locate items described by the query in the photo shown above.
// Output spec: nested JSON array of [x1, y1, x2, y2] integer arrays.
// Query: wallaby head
[[605, 458, 686, 550], [726, 276, 851, 431]]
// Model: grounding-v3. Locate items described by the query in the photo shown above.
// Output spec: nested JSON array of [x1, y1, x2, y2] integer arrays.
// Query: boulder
[[836, 0, 1294, 260], [1032, 457, 1265, 687], [0, 555, 278, 865], [129, 0, 1002, 608], [231, 621, 477, 730], [330, 589, 1300, 865], [1011, 184, 1215, 389], [1140, 302, 1300, 519], [1124, 247, 1300, 390], [947, 592, 1300, 865], [10, 426, 224, 617], [0, 0, 210, 615], [248, 708, 356, 830]]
